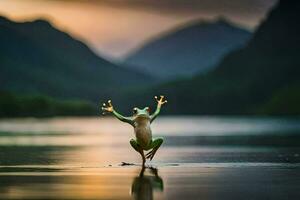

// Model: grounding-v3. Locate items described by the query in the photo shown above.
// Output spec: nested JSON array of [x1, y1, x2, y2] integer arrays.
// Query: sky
[[0, 0, 278, 60]]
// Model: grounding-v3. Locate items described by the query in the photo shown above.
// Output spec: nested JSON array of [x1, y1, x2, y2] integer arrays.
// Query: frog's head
[[133, 107, 150, 119]]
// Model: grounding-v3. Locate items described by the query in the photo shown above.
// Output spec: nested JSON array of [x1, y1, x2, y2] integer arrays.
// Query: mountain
[[0, 16, 153, 102], [121, 0, 300, 115], [124, 19, 251, 80]]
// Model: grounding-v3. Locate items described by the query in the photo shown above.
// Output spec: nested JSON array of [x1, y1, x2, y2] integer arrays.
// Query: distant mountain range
[[124, 19, 251, 80], [0, 16, 153, 102], [121, 0, 300, 115], [1, 0, 299, 116]]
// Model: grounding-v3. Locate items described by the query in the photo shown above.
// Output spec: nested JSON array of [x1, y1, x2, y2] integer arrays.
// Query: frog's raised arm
[[102, 100, 134, 126], [150, 95, 167, 123]]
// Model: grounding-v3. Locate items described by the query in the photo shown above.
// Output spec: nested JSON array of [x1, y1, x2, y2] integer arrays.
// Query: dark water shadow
[[131, 166, 164, 200], [0, 145, 81, 165]]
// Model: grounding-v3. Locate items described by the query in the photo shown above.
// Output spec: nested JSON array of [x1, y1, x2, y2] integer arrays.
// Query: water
[[0, 116, 300, 199]]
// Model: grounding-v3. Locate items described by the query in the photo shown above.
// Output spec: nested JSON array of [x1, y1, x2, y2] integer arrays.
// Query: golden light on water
[[0, 117, 299, 199]]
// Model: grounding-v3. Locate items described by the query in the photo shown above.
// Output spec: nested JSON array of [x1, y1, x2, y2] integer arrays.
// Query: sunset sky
[[0, 0, 278, 60]]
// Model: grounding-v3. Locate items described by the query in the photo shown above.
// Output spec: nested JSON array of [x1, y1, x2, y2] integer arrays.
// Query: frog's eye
[[133, 107, 138, 114], [146, 107, 150, 113]]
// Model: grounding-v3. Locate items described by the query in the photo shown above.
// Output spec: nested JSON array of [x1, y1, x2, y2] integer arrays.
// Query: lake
[[0, 116, 300, 199]]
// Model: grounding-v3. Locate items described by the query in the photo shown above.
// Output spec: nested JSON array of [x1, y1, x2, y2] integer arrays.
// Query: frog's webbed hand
[[101, 100, 114, 113], [155, 95, 167, 106], [150, 95, 167, 123], [101, 100, 134, 126]]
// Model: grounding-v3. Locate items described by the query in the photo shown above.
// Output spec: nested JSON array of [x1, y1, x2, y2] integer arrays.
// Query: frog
[[101, 95, 167, 165]]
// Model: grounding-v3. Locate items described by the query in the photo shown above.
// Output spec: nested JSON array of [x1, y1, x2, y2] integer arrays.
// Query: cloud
[[61, 0, 278, 28], [0, 0, 278, 59], [62, 0, 277, 15]]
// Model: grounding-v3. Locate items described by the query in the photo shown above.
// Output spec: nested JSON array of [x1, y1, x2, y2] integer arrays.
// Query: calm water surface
[[0, 116, 299, 199]]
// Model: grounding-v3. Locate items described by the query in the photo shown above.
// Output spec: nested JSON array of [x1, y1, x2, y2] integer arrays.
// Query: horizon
[[0, 0, 277, 61]]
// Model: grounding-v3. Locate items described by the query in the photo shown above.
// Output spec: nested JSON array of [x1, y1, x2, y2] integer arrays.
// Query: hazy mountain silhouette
[[123, 0, 300, 115], [124, 18, 251, 80], [0, 16, 153, 102]]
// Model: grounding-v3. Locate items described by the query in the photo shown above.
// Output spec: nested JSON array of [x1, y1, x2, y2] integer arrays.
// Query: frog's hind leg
[[130, 139, 146, 165], [146, 137, 163, 161]]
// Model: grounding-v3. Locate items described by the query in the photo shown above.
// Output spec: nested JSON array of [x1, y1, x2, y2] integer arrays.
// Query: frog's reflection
[[131, 166, 164, 200]]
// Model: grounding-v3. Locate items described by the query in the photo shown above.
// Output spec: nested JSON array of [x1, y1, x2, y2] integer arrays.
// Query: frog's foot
[[145, 138, 163, 161], [101, 100, 113, 114], [145, 150, 155, 160]]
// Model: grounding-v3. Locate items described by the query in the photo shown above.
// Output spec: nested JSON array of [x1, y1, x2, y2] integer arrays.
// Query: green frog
[[101, 95, 167, 165]]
